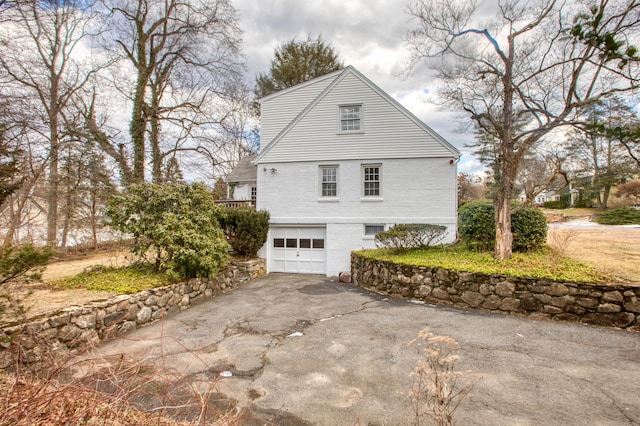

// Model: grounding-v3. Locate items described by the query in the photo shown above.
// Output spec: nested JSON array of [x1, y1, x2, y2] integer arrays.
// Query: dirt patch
[[2, 251, 135, 321]]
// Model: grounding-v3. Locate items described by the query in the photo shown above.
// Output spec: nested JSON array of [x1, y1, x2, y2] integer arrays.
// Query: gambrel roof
[[254, 66, 459, 164]]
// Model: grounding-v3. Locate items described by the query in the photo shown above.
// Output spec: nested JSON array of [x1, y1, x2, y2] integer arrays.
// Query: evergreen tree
[[0, 125, 21, 207], [255, 35, 343, 100]]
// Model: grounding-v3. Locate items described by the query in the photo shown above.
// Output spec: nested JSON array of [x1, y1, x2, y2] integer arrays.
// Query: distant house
[[225, 155, 256, 206], [249, 66, 460, 276]]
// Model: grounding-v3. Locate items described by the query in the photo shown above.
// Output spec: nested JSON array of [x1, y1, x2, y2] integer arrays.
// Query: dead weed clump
[[408, 327, 481, 426], [0, 335, 244, 425]]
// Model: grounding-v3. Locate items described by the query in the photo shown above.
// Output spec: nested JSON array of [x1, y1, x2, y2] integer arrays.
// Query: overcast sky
[[234, 0, 484, 175]]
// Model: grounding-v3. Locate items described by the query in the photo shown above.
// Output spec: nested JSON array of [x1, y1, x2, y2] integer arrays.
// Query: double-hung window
[[319, 165, 338, 198], [362, 164, 381, 197], [339, 105, 362, 132]]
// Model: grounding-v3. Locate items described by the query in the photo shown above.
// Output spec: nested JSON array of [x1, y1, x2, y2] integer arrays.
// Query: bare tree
[[101, 0, 244, 184], [517, 149, 567, 206], [457, 173, 487, 205], [566, 98, 636, 209], [407, 0, 640, 259], [0, 0, 107, 245]]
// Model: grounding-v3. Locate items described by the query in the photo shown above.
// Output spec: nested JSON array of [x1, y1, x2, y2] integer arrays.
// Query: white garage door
[[270, 227, 326, 274]]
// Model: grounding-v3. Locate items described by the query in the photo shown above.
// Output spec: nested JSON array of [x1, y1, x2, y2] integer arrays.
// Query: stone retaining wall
[[0, 259, 265, 369], [351, 253, 640, 331]]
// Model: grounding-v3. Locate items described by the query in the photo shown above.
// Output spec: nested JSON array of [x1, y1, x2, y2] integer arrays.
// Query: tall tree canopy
[[255, 35, 343, 100], [0, 0, 108, 245], [407, 0, 640, 259], [100, 0, 245, 184]]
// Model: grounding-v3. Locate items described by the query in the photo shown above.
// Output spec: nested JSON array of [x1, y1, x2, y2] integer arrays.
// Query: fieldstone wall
[[351, 253, 640, 331], [0, 259, 265, 369]]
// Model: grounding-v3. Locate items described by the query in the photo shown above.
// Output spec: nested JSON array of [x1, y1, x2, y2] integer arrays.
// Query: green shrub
[[0, 244, 53, 286], [0, 244, 53, 319], [220, 207, 270, 257], [573, 198, 593, 208], [458, 202, 495, 251], [458, 202, 547, 252], [512, 207, 548, 251], [375, 224, 447, 253], [543, 200, 568, 209], [594, 207, 640, 225], [105, 183, 229, 279]]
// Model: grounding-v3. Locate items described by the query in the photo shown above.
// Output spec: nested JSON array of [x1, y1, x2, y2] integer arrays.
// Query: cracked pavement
[[90, 273, 640, 425]]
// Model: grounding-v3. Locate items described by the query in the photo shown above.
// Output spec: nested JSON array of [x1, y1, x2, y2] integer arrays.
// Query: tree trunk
[[495, 36, 516, 260], [150, 84, 162, 183], [3, 194, 16, 245], [47, 120, 59, 246], [91, 193, 98, 250], [494, 188, 514, 260], [131, 70, 148, 184], [601, 184, 611, 209]]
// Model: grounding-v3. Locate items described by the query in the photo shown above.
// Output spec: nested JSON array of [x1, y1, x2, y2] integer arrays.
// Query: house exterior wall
[[258, 73, 456, 163], [231, 183, 254, 201], [255, 66, 459, 276], [256, 157, 457, 276]]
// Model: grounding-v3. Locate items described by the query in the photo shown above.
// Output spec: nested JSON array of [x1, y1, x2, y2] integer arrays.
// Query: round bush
[[221, 207, 270, 257], [458, 202, 547, 252], [458, 202, 495, 251], [512, 207, 547, 251]]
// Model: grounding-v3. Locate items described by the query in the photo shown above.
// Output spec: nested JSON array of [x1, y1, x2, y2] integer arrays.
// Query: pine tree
[[255, 35, 343, 100]]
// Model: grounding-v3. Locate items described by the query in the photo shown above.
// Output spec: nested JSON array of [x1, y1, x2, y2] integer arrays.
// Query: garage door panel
[[271, 227, 326, 274]]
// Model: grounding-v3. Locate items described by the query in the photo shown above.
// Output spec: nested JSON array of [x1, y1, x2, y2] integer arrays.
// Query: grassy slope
[[357, 246, 611, 284]]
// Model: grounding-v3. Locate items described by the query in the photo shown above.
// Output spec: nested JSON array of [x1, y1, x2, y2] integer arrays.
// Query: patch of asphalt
[[86, 273, 640, 425]]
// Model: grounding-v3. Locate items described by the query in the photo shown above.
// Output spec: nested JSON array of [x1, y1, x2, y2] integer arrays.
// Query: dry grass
[[547, 227, 640, 284], [0, 333, 245, 426]]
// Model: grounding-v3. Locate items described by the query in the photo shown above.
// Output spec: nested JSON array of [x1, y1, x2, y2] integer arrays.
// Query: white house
[[254, 66, 460, 276], [225, 155, 257, 204]]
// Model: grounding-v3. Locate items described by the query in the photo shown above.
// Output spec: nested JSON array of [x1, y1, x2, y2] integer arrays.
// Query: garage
[[270, 227, 326, 274]]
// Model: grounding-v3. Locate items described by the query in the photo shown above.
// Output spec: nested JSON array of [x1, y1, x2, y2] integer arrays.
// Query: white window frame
[[319, 165, 339, 200], [338, 104, 363, 133], [361, 163, 382, 199]]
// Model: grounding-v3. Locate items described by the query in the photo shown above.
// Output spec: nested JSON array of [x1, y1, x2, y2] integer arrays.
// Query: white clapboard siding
[[260, 72, 339, 147], [256, 68, 458, 164]]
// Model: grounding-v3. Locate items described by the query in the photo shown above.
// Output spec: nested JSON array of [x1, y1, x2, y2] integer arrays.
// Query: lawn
[[543, 207, 640, 283], [547, 226, 640, 283], [358, 246, 610, 283]]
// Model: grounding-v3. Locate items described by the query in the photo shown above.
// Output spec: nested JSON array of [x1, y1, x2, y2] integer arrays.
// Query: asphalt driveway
[[89, 273, 640, 425]]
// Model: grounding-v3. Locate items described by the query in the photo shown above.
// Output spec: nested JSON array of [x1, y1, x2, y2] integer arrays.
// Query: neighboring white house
[[253, 66, 460, 276], [226, 155, 257, 204]]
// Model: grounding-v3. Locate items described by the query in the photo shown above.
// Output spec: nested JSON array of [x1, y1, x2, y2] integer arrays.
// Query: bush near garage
[[458, 202, 547, 252], [220, 207, 270, 257], [105, 183, 229, 279], [594, 207, 640, 225], [374, 224, 447, 253]]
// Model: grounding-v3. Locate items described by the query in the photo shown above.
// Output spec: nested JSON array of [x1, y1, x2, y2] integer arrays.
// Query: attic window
[[339, 105, 362, 132]]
